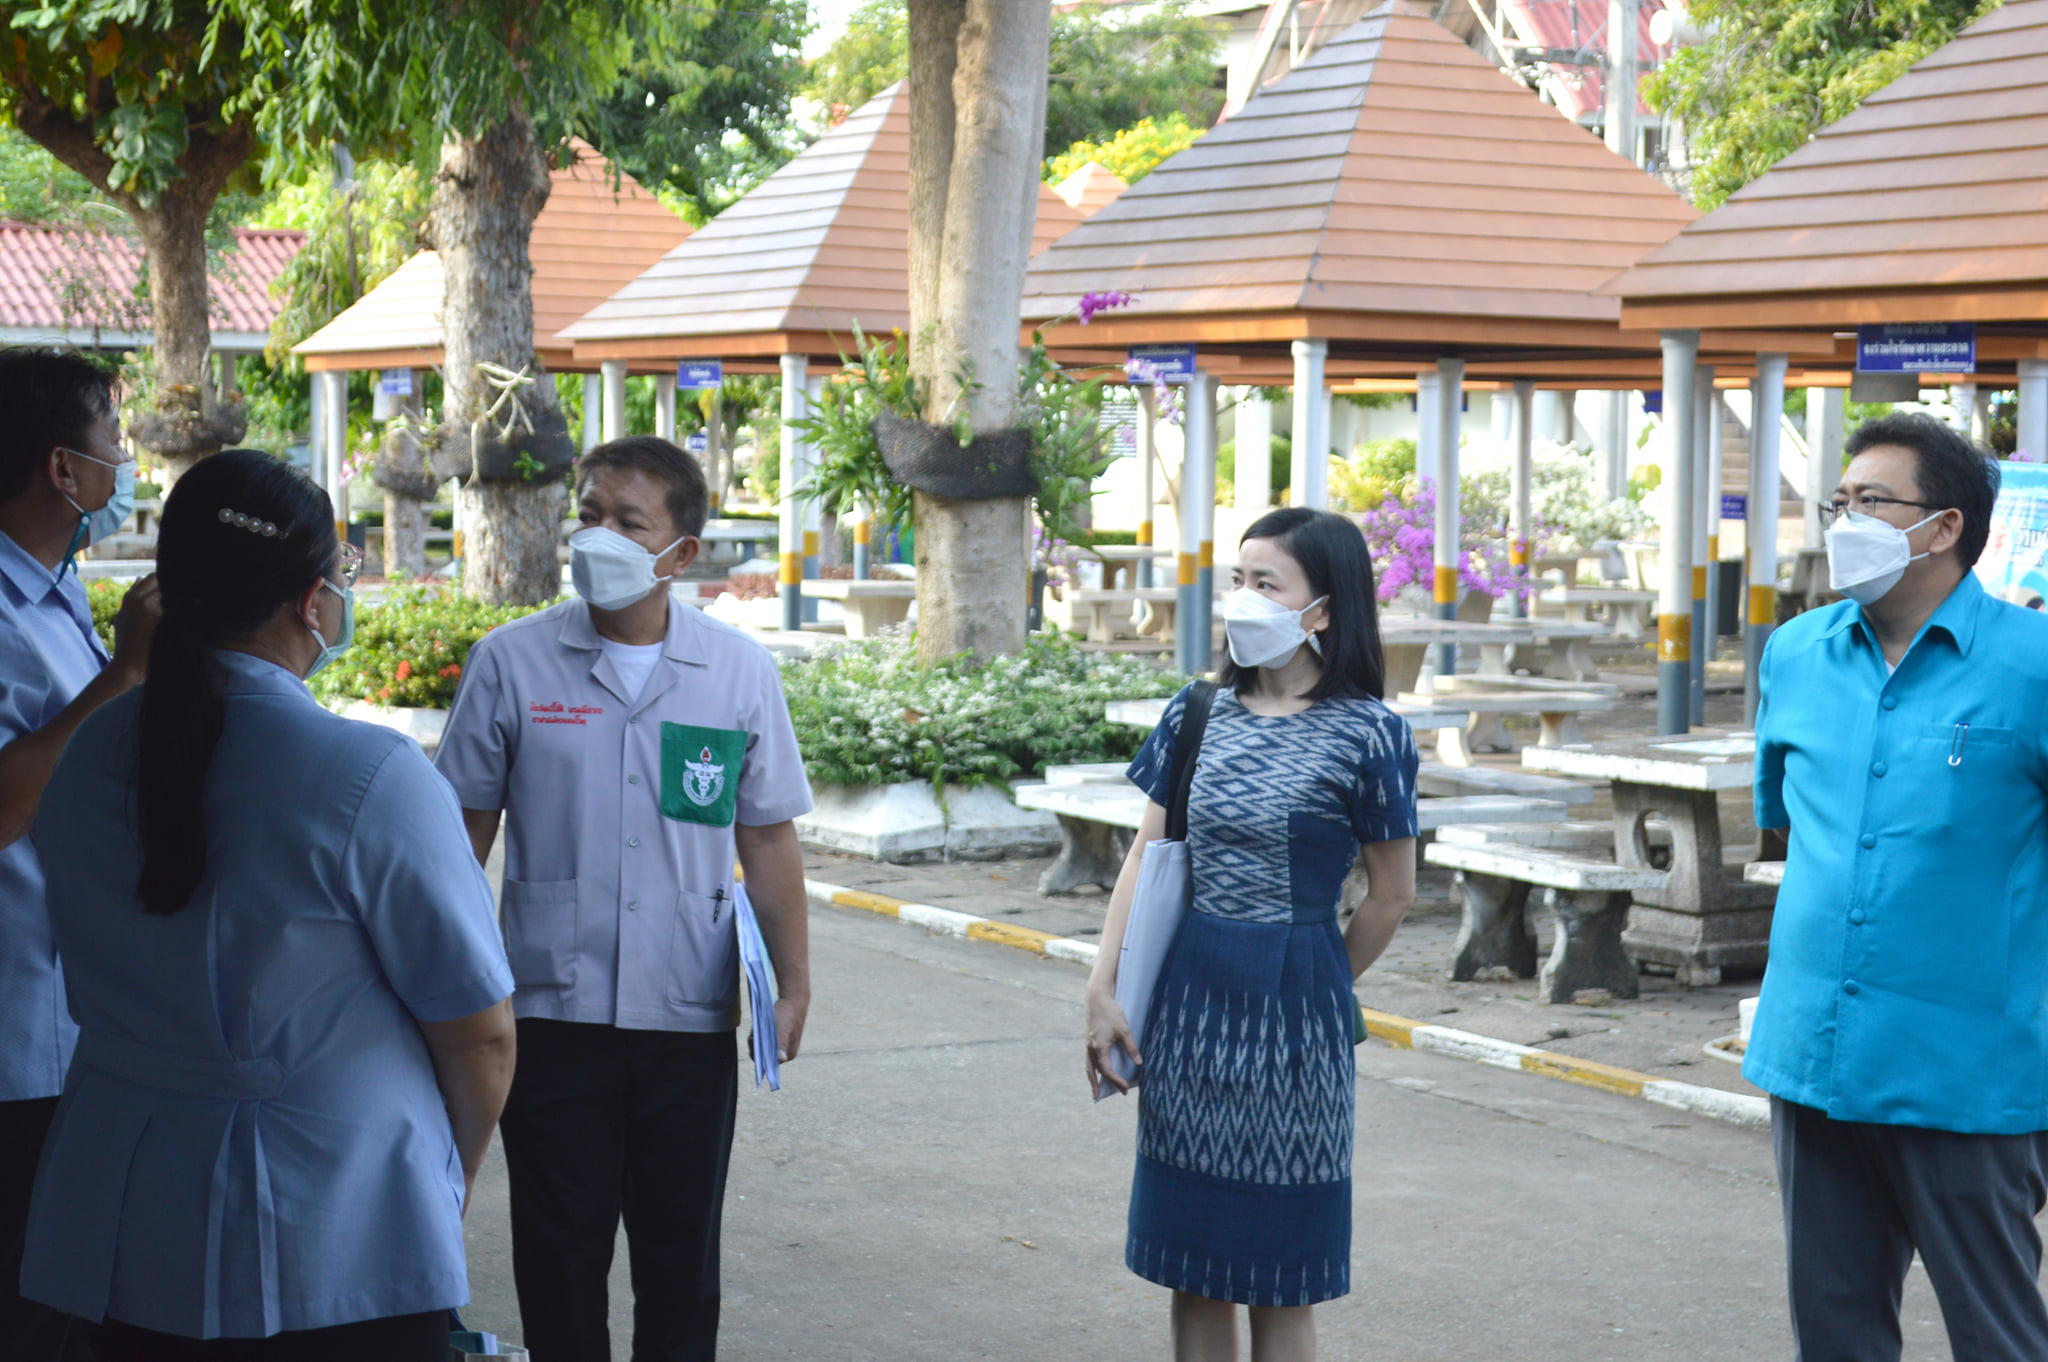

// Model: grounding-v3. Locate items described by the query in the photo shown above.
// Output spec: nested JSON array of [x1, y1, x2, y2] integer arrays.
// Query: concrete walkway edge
[[805, 879, 1770, 1130]]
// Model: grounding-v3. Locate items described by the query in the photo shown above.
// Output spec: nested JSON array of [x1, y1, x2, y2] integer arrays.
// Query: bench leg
[[1465, 711, 1515, 754], [1086, 607, 1115, 645], [1448, 871, 1537, 981], [1539, 888, 1641, 1003], [1037, 815, 1131, 895], [1435, 724, 1476, 767], [1544, 638, 1597, 682], [1536, 712, 1585, 747]]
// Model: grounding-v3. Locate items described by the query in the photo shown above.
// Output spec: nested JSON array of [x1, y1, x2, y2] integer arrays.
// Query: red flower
[[439, 664, 461, 679], [395, 660, 413, 681], [377, 686, 393, 701]]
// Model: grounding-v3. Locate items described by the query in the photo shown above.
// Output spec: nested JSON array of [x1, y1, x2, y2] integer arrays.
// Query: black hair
[[1219, 507, 1386, 701], [577, 435, 709, 540], [137, 450, 337, 916], [0, 348, 118, 503], [1844, 411, 2000, 569]]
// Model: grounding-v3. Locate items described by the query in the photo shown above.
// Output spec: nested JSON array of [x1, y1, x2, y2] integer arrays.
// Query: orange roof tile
[[1054, 161, 1131, 217], [559, 83, 1088, 356], [0, 223, 301, 342], [296, 141, 691, 367], [1604, 0, 2048, 316], [1022, 0, 1695, 335]]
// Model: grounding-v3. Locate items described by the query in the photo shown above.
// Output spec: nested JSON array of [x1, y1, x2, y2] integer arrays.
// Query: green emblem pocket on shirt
[[660, 723, 747, 827]]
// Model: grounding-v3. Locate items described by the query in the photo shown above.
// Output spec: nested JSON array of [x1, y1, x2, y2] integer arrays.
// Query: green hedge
[[312, 586, 547, 708], [780, 633, 1183, 789], [85, 579, 124, 651]]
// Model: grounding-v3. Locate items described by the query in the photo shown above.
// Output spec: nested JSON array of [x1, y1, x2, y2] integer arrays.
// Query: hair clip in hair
[[217, 506, 284, 538]]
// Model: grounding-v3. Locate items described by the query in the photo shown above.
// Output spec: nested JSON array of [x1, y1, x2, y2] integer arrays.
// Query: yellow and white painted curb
[[806, 878, 1771, 1130]]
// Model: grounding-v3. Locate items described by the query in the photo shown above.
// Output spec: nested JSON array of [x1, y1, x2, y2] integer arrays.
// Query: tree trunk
[[431, 114, 570, 605], [905, 0, 1052, 663], [379, 388, 432, 580]]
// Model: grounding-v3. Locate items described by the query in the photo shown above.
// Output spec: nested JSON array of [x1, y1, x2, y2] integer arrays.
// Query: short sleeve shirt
[[1127, 684, 1419, 923], [0, 530, 108, 1100], [1747, 573, 2048, 1134], [24, 652, 512, 1337], [435, 598, 814, 1033]]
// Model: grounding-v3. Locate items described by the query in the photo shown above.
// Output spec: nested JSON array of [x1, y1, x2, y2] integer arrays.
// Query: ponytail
[[136, 450, 335, 915]]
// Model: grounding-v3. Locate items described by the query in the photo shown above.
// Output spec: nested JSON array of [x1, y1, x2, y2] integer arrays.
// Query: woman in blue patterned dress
[[1085, 507, 1419, 1362]]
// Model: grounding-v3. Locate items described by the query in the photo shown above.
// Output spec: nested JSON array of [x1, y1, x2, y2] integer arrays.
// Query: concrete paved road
[[461, 906, 1967, 1361]]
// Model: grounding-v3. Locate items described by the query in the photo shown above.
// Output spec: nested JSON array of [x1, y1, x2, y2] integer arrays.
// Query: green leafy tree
[[1643, 0, 2000, 208], [259, 158, 430, 363], [805, 0, 1222, 158], [593, 0, 810, 224], [0, 0, 286, 479], [1044, 111, 1204, 185], [0, 126, 98, 221]]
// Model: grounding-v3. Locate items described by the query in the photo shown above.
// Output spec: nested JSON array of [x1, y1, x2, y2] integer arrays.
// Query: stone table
[[1522, 733, 1774, 987]]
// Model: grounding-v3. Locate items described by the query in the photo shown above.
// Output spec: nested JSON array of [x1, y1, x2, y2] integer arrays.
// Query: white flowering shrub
[[780, 634, 1185, 788]]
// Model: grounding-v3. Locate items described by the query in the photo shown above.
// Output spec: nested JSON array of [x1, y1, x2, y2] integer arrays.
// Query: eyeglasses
[[334, 542, 364, 588], [1819, 495, 1939, 529]]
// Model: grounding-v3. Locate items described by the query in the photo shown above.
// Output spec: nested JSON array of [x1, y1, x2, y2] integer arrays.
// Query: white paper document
[[734, 882, 780, 1091]]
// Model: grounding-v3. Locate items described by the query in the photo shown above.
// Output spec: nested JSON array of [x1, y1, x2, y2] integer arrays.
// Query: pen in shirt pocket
[[1950, 722, 1968, 768]]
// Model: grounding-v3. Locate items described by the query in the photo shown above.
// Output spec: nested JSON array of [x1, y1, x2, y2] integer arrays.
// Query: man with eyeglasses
[[1749, 411, 2048, 1359], [0, 348, 158, 1361]]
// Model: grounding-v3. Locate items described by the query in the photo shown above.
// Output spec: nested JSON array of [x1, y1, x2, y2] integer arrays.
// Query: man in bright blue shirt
[[1750, 412, 2048, 1360], [0, 350, 157, 1362]]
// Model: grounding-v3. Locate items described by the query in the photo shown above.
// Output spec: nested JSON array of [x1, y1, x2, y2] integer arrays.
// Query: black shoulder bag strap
[[1164, 680, 1218, 844]]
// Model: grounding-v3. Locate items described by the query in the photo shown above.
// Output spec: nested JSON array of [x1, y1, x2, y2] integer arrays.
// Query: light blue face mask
[[304, 579, 356, 680], [56, 449, 135, 579]]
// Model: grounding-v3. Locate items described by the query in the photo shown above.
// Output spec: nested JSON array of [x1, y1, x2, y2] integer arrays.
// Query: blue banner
[[1856, 323, 1975, 374], [1978, 462, 2048, 609], [678, 360, 724, 388], [1125, 344, 1196, 385]]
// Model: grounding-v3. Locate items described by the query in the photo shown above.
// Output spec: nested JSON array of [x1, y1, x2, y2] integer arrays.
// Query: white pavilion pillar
[[1137, 387, 1158, 587], [322, 369, 348, 541], [2019, 361, 2048, 463], [1178, 369, 1218, 675], [1510, 380, 1535, 619], [1290, 340, 1328, 509], [1804, 388, 1844, 550], [1691, 363, 1716, 724], [1949, 382, 1977, 436], [581, 375, 601, 453], [803, 373, 825, 620], [1745, 354, 1787, 724], [1236, 387, 1272, 515], [1657, 330, 1700, 735], [655, 372, 677, 442], [1416, 369, 1442, 497], [778, 354, 807, 633], [1434, 357, 1465, 677], [601, 359, 627, 443]]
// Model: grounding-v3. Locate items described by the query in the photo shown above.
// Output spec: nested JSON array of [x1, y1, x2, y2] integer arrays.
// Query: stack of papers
[[734, 882, 780, 1091]]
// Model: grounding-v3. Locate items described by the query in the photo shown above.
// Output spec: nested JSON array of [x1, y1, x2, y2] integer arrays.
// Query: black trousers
[[83, 1311, 445, 1361], [1774, 1097, 2048, 1362], [500, 1020, 739, 1362], [1, 1095, 84, 1362]]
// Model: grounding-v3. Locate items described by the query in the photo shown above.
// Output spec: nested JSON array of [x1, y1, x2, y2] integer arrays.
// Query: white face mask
[[570, 526, 686, 611], [1826, 508, 1941, 607], [1223, 588, 1326, 669]]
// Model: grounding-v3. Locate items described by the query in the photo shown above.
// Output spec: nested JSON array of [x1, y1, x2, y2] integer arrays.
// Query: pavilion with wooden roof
[[559, 81, 1089, 629], [1020, 0, 1807, 688], [292, 140, 693, 502], [1603, 0, 2048, 728]]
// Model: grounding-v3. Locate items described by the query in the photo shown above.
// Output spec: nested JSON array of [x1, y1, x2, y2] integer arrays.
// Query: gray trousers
[[1773, 1098, 2048, 1362]]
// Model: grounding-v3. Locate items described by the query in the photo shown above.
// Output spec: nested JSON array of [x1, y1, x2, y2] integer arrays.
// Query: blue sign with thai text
[[1856, 323, 1975, 374], [1126, 344, 1196, 385], [685, 431, 708, 454], [1721, 494, 1747, 521], [678, 360, 724, 387]]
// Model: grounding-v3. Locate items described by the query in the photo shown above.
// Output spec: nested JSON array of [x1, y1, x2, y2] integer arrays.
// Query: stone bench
[[1538, 587, 1657, 639], [1063, 587, 1180, 644], [801, 578, 915, 638], [1424, 841, 1668, 1004], [1400, 687, 1616, 764], [1012, 780, 1566, 896], [1417, 761, 1594, 806], [1437, 819, 1673, 855], [1743, 860, 1786, 886]]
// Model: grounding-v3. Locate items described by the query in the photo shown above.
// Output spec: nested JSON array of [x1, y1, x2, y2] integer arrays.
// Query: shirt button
[[1882, 696, 1897, 711], [627, 899, 639, 911], [1871, 761, 1887, 778], [628, 774, 640, 785], [629, 715, 640, 725], [1849, 908, 1866, 926], [1844, 980, 1861, 997], [1860, 833, 1876, 849], [628, 837, 641, 848]]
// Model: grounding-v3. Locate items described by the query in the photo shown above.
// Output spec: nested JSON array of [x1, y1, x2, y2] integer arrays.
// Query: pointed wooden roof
[[295, 141, 692, 372], [1606, 0, 2048, 334], [1022, 0, 1697, 350], [560, 82, 1088, 363], [1054, 161, 1130, 218]]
